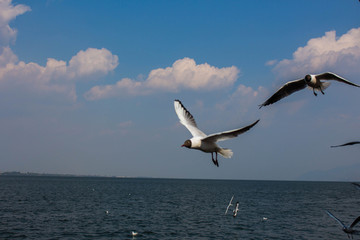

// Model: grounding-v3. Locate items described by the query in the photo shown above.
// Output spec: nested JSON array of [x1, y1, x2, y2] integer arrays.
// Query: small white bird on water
[[259, 72, 360, 108], [174, 100, 260, 167]]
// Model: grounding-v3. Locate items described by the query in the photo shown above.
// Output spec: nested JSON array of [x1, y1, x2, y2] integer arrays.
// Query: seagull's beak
[[181, 144, 185, 147]]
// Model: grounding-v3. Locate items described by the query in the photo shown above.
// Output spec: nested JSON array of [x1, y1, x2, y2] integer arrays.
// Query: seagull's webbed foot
[[320, 87, 325, 95], [215, 152, 219, 167], [211, 152, 219, 167], [313, 88, 317, 96]]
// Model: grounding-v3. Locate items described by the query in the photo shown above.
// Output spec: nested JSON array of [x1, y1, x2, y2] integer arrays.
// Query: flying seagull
[[233, 201, 239, 217], [225, 195, 234, 215], [326, 210, 360, 239], [331, 141, 360, 148], [174, 100, 259, 167], [352, 183, 360, 190], [259, 72, 360, 108]]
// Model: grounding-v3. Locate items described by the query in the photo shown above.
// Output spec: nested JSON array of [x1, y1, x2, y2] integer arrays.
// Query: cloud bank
[[0, 0, 118, 102], [0, 0, 30, 46], [0, 47, 119, 101], [272, 27, 360, 78], [84, 57, 239, 100]]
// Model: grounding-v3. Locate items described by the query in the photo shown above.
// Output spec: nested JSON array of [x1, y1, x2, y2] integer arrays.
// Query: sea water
[[0, 176, 359, 239]]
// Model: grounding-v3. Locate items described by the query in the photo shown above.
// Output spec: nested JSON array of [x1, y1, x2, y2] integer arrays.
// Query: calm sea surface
[[0, 176, 359, 239]]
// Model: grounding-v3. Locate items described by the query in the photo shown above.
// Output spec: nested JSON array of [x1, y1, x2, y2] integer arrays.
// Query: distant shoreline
[[1, 171, 358, 183], [0, 171, 125, 178]]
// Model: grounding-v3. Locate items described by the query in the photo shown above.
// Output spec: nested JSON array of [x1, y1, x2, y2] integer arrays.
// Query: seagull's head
[[304, 74, 312, 83], [181, 139, 192, 148]]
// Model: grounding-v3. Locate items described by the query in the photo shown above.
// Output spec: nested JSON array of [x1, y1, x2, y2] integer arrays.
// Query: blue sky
[[1, 0, 360, 181]]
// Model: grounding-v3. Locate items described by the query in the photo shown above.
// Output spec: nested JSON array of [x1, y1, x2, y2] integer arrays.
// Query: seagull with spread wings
[[259, 72, 360, 108], [174, 100, 259, 167], [326, 210, 360, 239]]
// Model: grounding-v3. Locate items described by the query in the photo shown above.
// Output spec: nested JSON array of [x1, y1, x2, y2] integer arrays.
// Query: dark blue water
[[0, 176, 359, 239]]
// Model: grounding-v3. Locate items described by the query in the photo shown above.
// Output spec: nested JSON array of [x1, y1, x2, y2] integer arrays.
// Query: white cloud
[[265, 59, 277, 66], [0, 0, 31, 46], [146, 57, 239, 91], [0, 1, 119, 102], [0, 47, 119, 101], [216, 84, 266, 113], [83, 78, 150, 100], [273, 27, 360, 78], [84, 57, 239, 100], [67, 48, 119, 79]]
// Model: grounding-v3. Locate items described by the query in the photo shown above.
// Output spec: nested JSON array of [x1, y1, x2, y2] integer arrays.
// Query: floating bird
[[262, 217, 268, 221], [331, 141, 360, 148], [326, 210, 360, 239], [132, 231, 138, 237], [259, 72, 360, 108], [105, 210, 109, 215], [225, 195, 234, 215], [174, 100, 259, 167], [233, 201, 239, 217]]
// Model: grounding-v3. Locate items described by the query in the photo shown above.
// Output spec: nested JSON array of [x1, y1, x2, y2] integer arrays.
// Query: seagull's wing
[[352, 182, 360, 190], [331, 141, 360, 148], [326, 210, 346, 228], [350, 216, 360, 229], [174, 100, 207, 138], [225, 195, 234, 214], [316, 72, 360, 87], [259, 79, 307, 108], [203, 119, 259, 143]]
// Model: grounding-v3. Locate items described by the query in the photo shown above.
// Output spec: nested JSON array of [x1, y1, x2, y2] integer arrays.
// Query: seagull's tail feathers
[[321, 81, 331, 90], [308, 82, 331, 91], [218, 148, 233, 158]]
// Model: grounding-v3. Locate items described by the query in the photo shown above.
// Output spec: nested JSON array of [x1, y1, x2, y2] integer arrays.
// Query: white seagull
[[331, 141, 360, 148], [326, 210, 360, 239], [259, 72, 360, 108], [174, 100, 260, 167], [233, 201, 239, 217], [225, 195, 234, 215]]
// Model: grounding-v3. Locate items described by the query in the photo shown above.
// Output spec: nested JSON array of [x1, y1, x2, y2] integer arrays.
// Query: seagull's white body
[[259, 72, 360, 108], [233, 202, 239, 217], [306, 74, 331, 91], [174, 100, 259, 166]]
